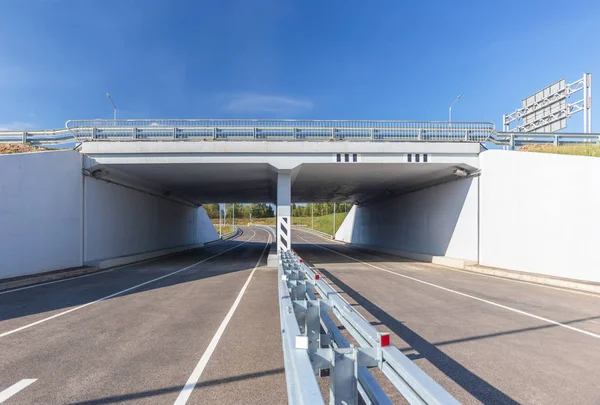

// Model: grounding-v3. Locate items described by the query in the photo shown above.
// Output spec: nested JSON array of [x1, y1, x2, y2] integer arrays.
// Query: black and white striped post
[[277, 170, 292, 252]]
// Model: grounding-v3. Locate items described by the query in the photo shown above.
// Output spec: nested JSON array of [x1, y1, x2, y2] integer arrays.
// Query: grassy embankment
[[520, 144, 600, 157], [211, 212, 349, 236]]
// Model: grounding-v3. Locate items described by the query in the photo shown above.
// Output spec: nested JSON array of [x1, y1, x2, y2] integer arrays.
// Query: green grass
[[520, 144, 600, 157], [213, 224, 235, 236], [293, 212, 349, 235], [210, 212, 349, 235]]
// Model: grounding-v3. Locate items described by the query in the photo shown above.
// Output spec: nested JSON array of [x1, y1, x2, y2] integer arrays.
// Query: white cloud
[[0, 121, 36, 131], [224, 94, 313, 115]]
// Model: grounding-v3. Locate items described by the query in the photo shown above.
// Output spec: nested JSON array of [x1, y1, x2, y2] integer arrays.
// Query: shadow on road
[[0, 229, 271, 324], [320, 268, 520, 405], [65, 368, 284, 404]]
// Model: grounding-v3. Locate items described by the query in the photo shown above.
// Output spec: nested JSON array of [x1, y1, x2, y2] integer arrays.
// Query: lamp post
[[449, 94, 462, 123], [106, 93, 117, 121]]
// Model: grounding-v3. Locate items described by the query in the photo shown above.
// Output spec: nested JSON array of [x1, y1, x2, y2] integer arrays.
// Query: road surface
[[292, 228, 600, 405], [0, 226, 284, 405]]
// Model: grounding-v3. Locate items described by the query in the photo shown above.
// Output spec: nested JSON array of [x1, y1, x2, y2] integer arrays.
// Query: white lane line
[[174, 229, 272, 405], [295, 233, 600, 341], [0, 237, 235, 296], [294, 228, 600, 299], [0, 379, 37, 403], [0, 231, 256, 339]]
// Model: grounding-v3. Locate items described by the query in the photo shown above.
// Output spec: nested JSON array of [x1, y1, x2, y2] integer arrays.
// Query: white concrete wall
[[0, 151, 83, 279], [197, 206, 219, 244], [479, 150, 600, 282], [84, 178, 214, 263], [336, 177, 479, 262], [0, 151, 218, 279]]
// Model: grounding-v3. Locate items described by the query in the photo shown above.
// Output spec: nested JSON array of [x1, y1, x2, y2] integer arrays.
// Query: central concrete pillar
[[277, 170, 292, 252]]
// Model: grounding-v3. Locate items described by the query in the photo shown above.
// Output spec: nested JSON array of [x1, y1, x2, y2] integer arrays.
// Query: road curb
[[0, 266, 100, 292], [462, 265, 600, 295]]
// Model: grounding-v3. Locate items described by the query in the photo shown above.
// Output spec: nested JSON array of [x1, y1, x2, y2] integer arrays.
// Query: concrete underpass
[[2, 139, 600, 404]]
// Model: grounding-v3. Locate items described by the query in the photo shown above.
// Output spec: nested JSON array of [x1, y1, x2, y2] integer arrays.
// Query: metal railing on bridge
[[63, 119, 493, 143], [1, 119, 599, 148], [279, 250, 460, 405]]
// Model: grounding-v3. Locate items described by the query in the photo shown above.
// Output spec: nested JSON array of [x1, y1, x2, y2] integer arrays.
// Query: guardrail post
[[173, 127, 178, 139], [554, 135, 559, 146], [306, 300, 320, 350], [331, 128, 336, 140], [509, 134, 515, 150], [464, 130, 470, 141], [253, 127, 257, 140], [293, 127, 297, 140], [132, 127, 138, 140], [21, 131, 27, 144], [212, 127, 217, 140], [330, 349, 358, 405], [92, 127, 97, 141], [417, 129, 423, 141]]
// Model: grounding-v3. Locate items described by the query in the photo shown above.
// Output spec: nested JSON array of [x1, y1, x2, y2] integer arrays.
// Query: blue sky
[[0, 0, 598, 132]]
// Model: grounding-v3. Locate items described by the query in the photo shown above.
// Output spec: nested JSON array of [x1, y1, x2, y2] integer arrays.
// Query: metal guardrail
[[292, 225, 333, 240], [279, 250, 460, 405], [221, 226, 239, 240], [1, 119, 599, 148], [64, 119, 493, 143]]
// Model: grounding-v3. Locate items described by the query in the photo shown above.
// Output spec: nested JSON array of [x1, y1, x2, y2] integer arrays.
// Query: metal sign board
[[503, 73, 592, 135], [521, 79, 567, 108], [534, 118, 567, 133]]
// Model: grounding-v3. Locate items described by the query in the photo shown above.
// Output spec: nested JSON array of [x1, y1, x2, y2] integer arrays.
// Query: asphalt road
[[292, 228, 600, 405], [0, 226, 285, 405]]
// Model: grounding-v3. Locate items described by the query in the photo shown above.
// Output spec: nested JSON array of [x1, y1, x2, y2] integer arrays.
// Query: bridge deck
[[0, 227, 284, 404], [292, 228, 600, 405]]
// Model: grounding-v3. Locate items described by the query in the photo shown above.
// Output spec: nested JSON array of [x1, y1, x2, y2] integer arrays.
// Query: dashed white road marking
[[295, 232, 600, 340], [174, 229, 272, 404], [0, 231, 256, 339], [0, 379, 37, 403]]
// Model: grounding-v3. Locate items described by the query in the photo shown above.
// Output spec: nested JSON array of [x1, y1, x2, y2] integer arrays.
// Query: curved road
[[0, 226, 284, 404]]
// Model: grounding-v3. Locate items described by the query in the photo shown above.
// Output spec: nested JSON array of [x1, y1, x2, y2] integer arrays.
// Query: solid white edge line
[[0, 236, 236, 296], [0, 379, 37, 403], [295, 228, 600, 298], [294, 232, 600, 340], [0, 230, 256, 339], [173, 229, 272, 405]]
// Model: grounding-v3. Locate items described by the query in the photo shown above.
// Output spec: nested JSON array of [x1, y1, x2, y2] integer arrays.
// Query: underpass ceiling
[[101, 162, 476, 205]]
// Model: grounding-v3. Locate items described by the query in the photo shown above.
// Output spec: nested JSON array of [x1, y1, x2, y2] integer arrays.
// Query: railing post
[[554, 135, 559, 146], [132, 127, 138, 140], [331, 128, 335, 140], [370, 128, 375, 140], [509, 134, 515, 150], [465, 130, 470, 141], [212, 127, 217, 140], [330, 349, 358, 405], [417, 129, 423, 141], [21, 131, 27, 144], [92, 127, 97, 141], [253, 127, 257, 140], [293, 127, 297, 140], [173, 127, 178, 139]]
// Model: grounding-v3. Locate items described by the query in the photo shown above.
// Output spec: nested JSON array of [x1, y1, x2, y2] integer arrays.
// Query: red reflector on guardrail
[[380, 333, 390, 347], [299, 259, 303, 263], [315, 274, 320, 280]]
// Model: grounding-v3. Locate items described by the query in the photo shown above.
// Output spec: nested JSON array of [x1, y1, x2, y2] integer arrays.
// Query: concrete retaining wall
[[479, 150, 600, 282], [336, 177, 479, 263], [84, 178, 205, 263], [0, 151, 83, 279], [0, 151, 218, 280]]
